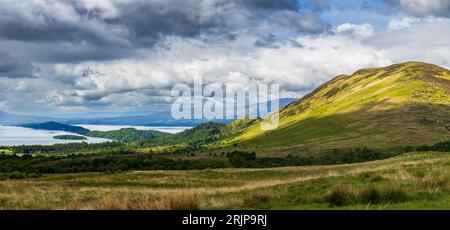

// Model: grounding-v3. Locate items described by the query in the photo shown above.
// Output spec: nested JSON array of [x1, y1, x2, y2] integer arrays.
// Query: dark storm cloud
[[0, 51, 37, 78], [0, 0, 329, 62], [0, 0, 335, 114], [106, 0, 316, 47], [0, 14, 110, 45]]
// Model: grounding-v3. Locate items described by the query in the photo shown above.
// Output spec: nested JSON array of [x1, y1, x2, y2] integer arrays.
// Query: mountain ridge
[[221, 61, 450, 154]]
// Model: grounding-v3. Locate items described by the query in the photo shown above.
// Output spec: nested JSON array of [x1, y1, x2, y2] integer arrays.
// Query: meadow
[[0, 152, 448, 210]]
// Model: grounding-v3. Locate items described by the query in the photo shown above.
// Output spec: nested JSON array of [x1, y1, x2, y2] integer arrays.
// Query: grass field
[[0, 152, 449, 210]]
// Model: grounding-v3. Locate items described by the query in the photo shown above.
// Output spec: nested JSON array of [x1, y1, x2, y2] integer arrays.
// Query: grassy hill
[[221, 62, 450, 154], [87, 128, 172, 141]]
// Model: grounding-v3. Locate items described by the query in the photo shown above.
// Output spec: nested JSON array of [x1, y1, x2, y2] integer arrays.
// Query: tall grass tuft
[[324, 184, 408, 207], [325, 185, 355, 207], [380, 184, 407, 203], [87, 194, 201, 210], [419, 173, 449, 191], [156, 193, 201, 210], [357, 185, 381, 204], [91, 196, 129, 210], [243, 192, 271, 207]]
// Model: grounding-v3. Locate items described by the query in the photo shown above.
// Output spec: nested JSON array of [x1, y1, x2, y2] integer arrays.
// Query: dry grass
[[325, 184, 408, 207], [418, 173, 449, 191], [243, 192, 271, 207], [69, 193, 201, 210], [155, 193, 201, 210], [0, 152, 448, 210], [379, 184, 408, 203]]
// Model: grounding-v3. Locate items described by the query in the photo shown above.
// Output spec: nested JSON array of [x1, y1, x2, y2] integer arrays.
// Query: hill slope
[[87, 128, 172, 141], [222, 62, 450, 154]]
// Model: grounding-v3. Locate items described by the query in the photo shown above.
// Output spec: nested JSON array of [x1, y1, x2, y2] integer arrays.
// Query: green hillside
[[53, 135, 88, 140], [221, 62, 450, 154], [87, 128, 172, 141]]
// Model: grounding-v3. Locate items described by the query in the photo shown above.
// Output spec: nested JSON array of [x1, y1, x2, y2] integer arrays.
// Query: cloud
[[335, 23, 374, 38], [0, 51, 37, 78], [35, 28, 389, 113], [0, 0, 330, 64], [307, 0, 330, 11], [387, 0, 450, 17], [2, 0, 450, 116], [387, 17, 420, 30], [254, 33, 280, 48], [0, 0, 128, 45], [368, 18, 450, 66]]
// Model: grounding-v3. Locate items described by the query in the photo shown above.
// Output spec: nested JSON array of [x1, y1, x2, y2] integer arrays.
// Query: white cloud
[[369, 18, 450, 67], [388, 17, 420, 30], [389, 0, 450, 17], [41, 29, 390, 113], [335, 23, 374, 39]]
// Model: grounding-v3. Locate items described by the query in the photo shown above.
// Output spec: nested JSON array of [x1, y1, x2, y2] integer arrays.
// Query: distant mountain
[[21, 122, 90, 135], [2, 98, 297, 127], [0, 111, 53, 125], [63, 98, 298, 126], [223, 62, 450, 153], [63, 111, 207, 127]]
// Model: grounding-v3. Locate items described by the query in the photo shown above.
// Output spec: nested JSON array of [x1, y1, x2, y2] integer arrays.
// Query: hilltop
[[221, 62, 450, 154]]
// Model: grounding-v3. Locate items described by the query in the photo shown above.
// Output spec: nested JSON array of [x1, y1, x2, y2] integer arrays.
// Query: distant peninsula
[[53, 135, 88, 140], [20, 121, 173, 141]]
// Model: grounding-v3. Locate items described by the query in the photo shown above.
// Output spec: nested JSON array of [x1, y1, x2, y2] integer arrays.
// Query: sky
[[1, 0, 450, 117]]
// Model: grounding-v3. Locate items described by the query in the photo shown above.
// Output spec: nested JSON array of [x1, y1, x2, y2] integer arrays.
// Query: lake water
[[0, 124, 190, 146], [0, 125, 109, 146]]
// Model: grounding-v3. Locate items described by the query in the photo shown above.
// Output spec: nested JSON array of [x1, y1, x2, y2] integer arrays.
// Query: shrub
[[229, 155, 248, 168], [9, 171, 25, 179], [325, 185, 355, 207], [326, 184, 408, 206], [404, 145, 414, 153]]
